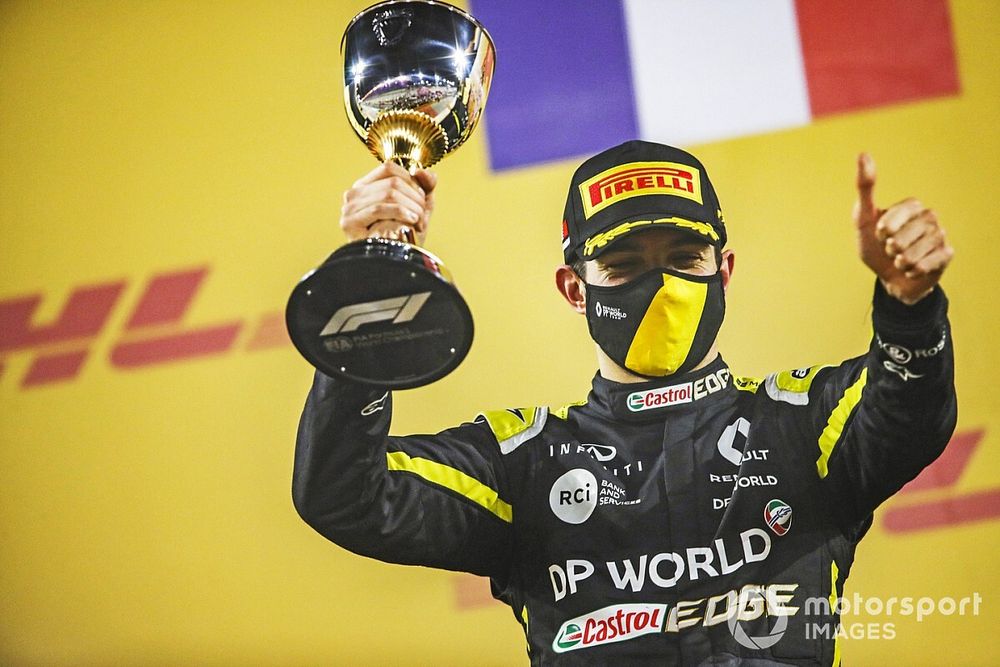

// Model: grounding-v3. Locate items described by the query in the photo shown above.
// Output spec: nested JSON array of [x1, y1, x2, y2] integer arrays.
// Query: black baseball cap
[[562, 140, 727, 264]]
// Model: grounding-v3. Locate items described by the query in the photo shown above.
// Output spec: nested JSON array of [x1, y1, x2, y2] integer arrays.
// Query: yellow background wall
[[1, 1, 997, 664]]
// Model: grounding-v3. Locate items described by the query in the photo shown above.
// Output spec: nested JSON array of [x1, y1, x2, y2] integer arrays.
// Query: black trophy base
[[286, 238, 473, 389]]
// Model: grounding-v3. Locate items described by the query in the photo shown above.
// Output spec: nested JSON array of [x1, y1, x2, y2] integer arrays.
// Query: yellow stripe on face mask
[[624, 274, 707, 376]]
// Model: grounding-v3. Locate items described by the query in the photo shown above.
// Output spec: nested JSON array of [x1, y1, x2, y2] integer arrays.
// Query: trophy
[[286, 0, 495, 389]]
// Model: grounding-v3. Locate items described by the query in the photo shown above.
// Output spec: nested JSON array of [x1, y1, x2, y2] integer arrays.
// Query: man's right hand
[[340, 160, 436, 246]]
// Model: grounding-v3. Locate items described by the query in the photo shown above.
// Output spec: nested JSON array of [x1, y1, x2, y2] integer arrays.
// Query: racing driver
[[293, 140, 956, 665]]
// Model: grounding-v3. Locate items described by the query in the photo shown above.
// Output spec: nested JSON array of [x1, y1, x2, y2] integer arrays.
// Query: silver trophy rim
[[339, 0, 496, 56]]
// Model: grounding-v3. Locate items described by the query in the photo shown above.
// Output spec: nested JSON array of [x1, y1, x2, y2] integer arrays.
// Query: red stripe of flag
[[795, 0, 960, 117]]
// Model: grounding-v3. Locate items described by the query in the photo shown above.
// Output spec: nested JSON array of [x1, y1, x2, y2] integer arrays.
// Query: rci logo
[[549, 468, 598, 525]]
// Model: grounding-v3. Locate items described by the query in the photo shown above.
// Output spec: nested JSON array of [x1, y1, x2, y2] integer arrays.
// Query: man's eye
[[603, 262, 637, 274]]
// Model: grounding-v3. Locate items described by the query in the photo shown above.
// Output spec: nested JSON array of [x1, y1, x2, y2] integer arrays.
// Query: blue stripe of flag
[[469, 0, 638, 171]]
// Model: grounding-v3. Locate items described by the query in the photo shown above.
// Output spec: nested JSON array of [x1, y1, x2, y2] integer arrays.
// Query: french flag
[[470, 0, 960, 170]]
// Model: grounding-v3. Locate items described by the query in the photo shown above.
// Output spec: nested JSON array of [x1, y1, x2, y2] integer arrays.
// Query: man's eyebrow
[[676, 244, 712, 254], [600, 249, 641, 260], [600, 240, 710, 258]]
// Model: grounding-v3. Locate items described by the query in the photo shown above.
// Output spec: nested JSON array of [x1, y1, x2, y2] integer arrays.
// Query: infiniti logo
[[581, 443, 617, 462]]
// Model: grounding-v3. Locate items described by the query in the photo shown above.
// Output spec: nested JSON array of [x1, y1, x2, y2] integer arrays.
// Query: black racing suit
[[293, 282, 956, 665]]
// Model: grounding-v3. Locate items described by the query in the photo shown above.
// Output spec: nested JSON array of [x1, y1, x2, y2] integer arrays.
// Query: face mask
[[585, 268, 726, 378]]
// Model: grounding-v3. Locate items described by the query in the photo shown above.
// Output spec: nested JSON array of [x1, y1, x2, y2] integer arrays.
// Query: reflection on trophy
[[286, 0, 495, 389]]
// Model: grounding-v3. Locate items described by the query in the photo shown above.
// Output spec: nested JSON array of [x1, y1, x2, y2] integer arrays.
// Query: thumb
[[855, 152, 878, 224]]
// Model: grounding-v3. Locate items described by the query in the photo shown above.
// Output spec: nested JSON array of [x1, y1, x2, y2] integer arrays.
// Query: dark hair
[[570, 246, 724, 278]]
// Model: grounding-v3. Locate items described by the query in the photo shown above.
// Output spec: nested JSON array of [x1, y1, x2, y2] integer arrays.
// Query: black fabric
[[293, 282, 956, 665]]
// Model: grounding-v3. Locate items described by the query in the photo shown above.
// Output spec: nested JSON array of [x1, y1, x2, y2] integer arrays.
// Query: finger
[[856, 153, 878, 220], [374, 175, 427, 209], [352, 160, 413, 188], [905, 244, 954, 279], [345, 184, 425, 220], [367, 220, 417, 243], [875, 198, 923, 243], [341, 205, 419, 242], [344, 202, 420, 230], [412, 169, 437, 194], [885, 210, 938, 256], [893, 227, 944, 272], [347, 174, 426, 212], [416, 190, 434, 235]]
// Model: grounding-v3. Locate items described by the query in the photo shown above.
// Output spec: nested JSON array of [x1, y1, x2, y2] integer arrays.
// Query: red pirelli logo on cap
[[578, 161, 703, 219]]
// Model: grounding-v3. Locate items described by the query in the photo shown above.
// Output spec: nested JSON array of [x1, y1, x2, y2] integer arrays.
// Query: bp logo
[[764, 499, 793, 536], [555, 622, 583, 651]]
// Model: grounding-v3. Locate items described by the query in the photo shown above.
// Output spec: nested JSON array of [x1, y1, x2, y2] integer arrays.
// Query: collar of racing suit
[[588, 355, 737, 423]]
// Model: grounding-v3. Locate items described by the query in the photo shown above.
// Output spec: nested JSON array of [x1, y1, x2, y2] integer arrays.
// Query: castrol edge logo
[[627, 368, 730, 412], [578, 161, 703, 219], [553, 603, 666, 653]]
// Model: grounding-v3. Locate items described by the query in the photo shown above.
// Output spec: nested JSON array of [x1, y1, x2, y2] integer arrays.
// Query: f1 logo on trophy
[[286, 0, 495, 388]]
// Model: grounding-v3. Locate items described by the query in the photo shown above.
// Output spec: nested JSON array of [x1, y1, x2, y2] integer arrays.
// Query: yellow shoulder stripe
[[478, 407, 549, 455], [480, 407, 541, 442], [816, 368, 868, 479], [386, 450, 513, 523]]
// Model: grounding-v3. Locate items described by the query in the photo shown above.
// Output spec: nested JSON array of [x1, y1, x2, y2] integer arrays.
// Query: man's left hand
[[853, 153, 954, 305]]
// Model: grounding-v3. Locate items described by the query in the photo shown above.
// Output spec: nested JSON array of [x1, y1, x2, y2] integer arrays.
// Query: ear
[[720, 249, 736, 294], [555, 265, 587, 314]]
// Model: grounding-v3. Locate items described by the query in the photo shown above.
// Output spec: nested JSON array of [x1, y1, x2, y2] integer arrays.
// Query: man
[[293, 141, 956, 665]]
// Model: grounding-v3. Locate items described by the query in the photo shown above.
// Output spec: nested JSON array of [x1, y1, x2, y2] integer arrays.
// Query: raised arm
[[291, 163, 512, 579], [816, 154, 957, 526], [292, 373, 512, 578]]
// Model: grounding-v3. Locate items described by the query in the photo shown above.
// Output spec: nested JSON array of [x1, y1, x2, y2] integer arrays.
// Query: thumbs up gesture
[[853, 153, 954, 305]]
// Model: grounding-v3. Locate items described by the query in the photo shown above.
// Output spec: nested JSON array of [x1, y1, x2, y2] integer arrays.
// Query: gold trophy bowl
[[286, 0, 495, 389]]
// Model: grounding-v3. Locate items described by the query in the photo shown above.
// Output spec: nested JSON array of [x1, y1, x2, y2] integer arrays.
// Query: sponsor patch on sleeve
[[733, 375, 761, 394], [477, 407, 549, 455], [764, 365, 829, 406]]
